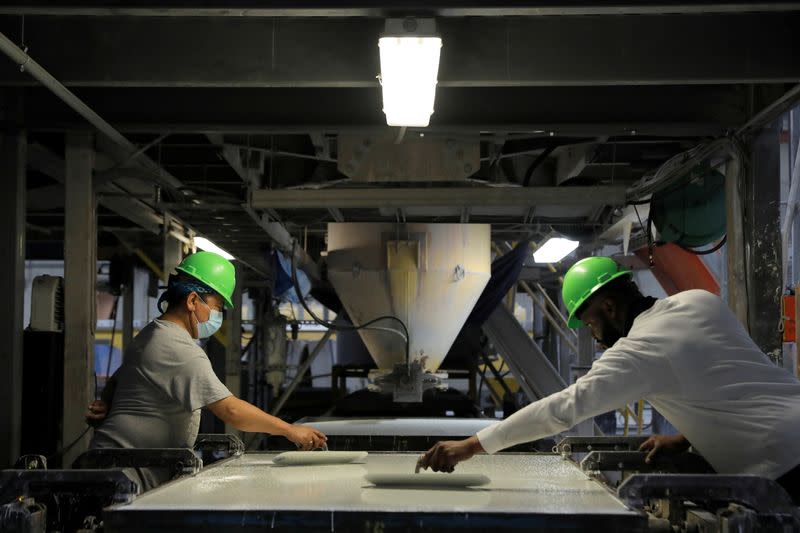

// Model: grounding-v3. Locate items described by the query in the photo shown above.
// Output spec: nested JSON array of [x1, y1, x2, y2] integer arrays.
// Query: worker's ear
[[185, 291, 201, 313], [600, 295, 618, 319]]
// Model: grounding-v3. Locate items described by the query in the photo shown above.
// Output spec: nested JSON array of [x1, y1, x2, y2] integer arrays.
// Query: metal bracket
[[580, 451, 714, 475], [556, 436, 649, 458], [193, 434, 245, 466], [370, 361, 445, 403], [72, 448, 202, 477], [0, 469, 139, 506], [14, 454, 48, 471], [618, 474, 799, 520]]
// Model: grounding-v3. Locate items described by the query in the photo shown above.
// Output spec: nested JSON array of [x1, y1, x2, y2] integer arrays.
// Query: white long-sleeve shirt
[[476, 289, 800, 479]]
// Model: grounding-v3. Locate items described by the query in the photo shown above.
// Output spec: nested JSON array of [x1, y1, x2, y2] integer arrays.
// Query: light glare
[[379, 36, 442, 127], [194, 236, 235, 260], [533, 238, 580, 264]]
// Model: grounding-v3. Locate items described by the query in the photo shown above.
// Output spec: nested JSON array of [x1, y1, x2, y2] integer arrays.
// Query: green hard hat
[[176, 251, 236, 308], [562, 257, 631, 329]]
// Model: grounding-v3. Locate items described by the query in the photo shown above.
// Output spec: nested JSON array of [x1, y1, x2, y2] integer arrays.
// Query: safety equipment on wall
[[562, 257, 631, 328], [176, 251, 236, 308], [195, 297, 224, 339]]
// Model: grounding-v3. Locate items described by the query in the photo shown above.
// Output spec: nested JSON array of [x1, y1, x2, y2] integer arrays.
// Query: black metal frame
[[0, 469, 139, 532], [555, 436, 649, 457], [618, 474, 800, 530], [580, 450, 715, 475], [104, 508, 646, 532], [72, 448, 202, 478]]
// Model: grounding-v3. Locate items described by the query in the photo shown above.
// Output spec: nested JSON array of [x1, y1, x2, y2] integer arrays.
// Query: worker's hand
[[286, 424, 327, 451], [418, 436, 485, 473], [85, 400, 109, 427], [639, 434, 690, 463]]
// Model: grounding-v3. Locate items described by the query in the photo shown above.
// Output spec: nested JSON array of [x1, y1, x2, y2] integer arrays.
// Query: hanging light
[[378, 18, 442, 127], [194, 236, 235, 260], [533, 237, 580, 264]]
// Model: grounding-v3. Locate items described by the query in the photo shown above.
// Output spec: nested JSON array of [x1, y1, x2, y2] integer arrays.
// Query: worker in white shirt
[[419, 257, 800, 502]]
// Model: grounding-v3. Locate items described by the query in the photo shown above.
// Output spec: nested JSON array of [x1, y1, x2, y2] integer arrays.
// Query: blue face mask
[[195, 297, 224, 339]]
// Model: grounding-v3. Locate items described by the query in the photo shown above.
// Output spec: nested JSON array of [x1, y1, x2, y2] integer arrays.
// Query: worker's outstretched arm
[[207, 395, 326, 450], [421, 335, 674, 472]]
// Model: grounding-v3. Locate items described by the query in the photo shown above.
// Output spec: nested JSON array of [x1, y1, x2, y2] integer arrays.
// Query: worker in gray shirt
[[88, 251, 326, 490]]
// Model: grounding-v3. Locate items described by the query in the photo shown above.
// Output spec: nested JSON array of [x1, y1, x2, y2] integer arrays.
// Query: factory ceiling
[[4, 1, 800, 281]]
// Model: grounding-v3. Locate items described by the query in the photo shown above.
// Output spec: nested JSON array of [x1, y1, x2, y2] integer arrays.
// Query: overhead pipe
[[627, 83, 800, 203], [0, 31, 184, 196], [0, 31, 273, 278]]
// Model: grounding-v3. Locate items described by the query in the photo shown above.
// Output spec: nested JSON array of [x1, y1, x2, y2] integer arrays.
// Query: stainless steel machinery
[[326, 223, 491, 402]]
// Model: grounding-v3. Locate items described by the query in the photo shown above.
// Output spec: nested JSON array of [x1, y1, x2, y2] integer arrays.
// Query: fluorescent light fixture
[[378, 20, 441, 127], [533, 237, 580, 264], [194, 236, 235, 260]]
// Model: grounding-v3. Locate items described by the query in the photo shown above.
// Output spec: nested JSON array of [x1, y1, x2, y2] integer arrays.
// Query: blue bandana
[[157, 277, 215, 313]]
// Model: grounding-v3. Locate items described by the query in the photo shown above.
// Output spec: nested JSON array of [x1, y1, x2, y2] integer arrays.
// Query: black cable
[[633, 204, 656, 267], [476, 366, 487, 404], [105, 295, 120, 385], [289, 240, 411, 367], [47, 426, 91, 462], [680, 235, 727, 255]]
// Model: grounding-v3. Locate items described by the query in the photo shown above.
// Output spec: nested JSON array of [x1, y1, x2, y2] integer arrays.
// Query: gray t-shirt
[[92, 318, 232, 451]]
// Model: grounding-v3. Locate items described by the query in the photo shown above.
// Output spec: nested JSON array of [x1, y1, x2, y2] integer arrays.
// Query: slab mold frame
[[103, 453, 645, 532]]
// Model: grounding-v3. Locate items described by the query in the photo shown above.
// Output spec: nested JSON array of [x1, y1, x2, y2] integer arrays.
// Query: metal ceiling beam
[[20, 85, 773, 137], [0, 29, 196, 241], [241, 205, 320, 281], [0, 14, 797, 86], [27, 142, 166, 235], [30, 121, 731, 138], [207, 133, 320, 279], [2, 2, 799, 16], [250, 186, 627, 209]]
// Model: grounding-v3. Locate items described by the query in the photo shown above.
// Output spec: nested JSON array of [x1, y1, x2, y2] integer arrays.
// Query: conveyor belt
[[105, 453, 645, 532]]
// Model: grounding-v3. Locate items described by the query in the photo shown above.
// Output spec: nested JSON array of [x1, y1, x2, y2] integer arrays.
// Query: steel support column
[[163, 223, 183, 283], [224, 265, 243, 435], [63, 131, 96, 466], [745, 124, 784, 363], [726, 146, 749, 330], [121, 280, 134, 354], [0, 120, 26, 467]]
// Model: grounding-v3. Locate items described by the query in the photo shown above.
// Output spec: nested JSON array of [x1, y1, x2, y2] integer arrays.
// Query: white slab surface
[[114, 453, 639, 516], [273, 451, 368, 466], [366, 473, 490, 487], [299, 417, 499, 437]]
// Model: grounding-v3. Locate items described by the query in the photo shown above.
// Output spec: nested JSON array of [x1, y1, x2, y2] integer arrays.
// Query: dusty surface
[[115, 453, 638, 516]]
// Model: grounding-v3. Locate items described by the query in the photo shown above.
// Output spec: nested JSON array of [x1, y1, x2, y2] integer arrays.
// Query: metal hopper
[[326, 223, 490, 399]]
